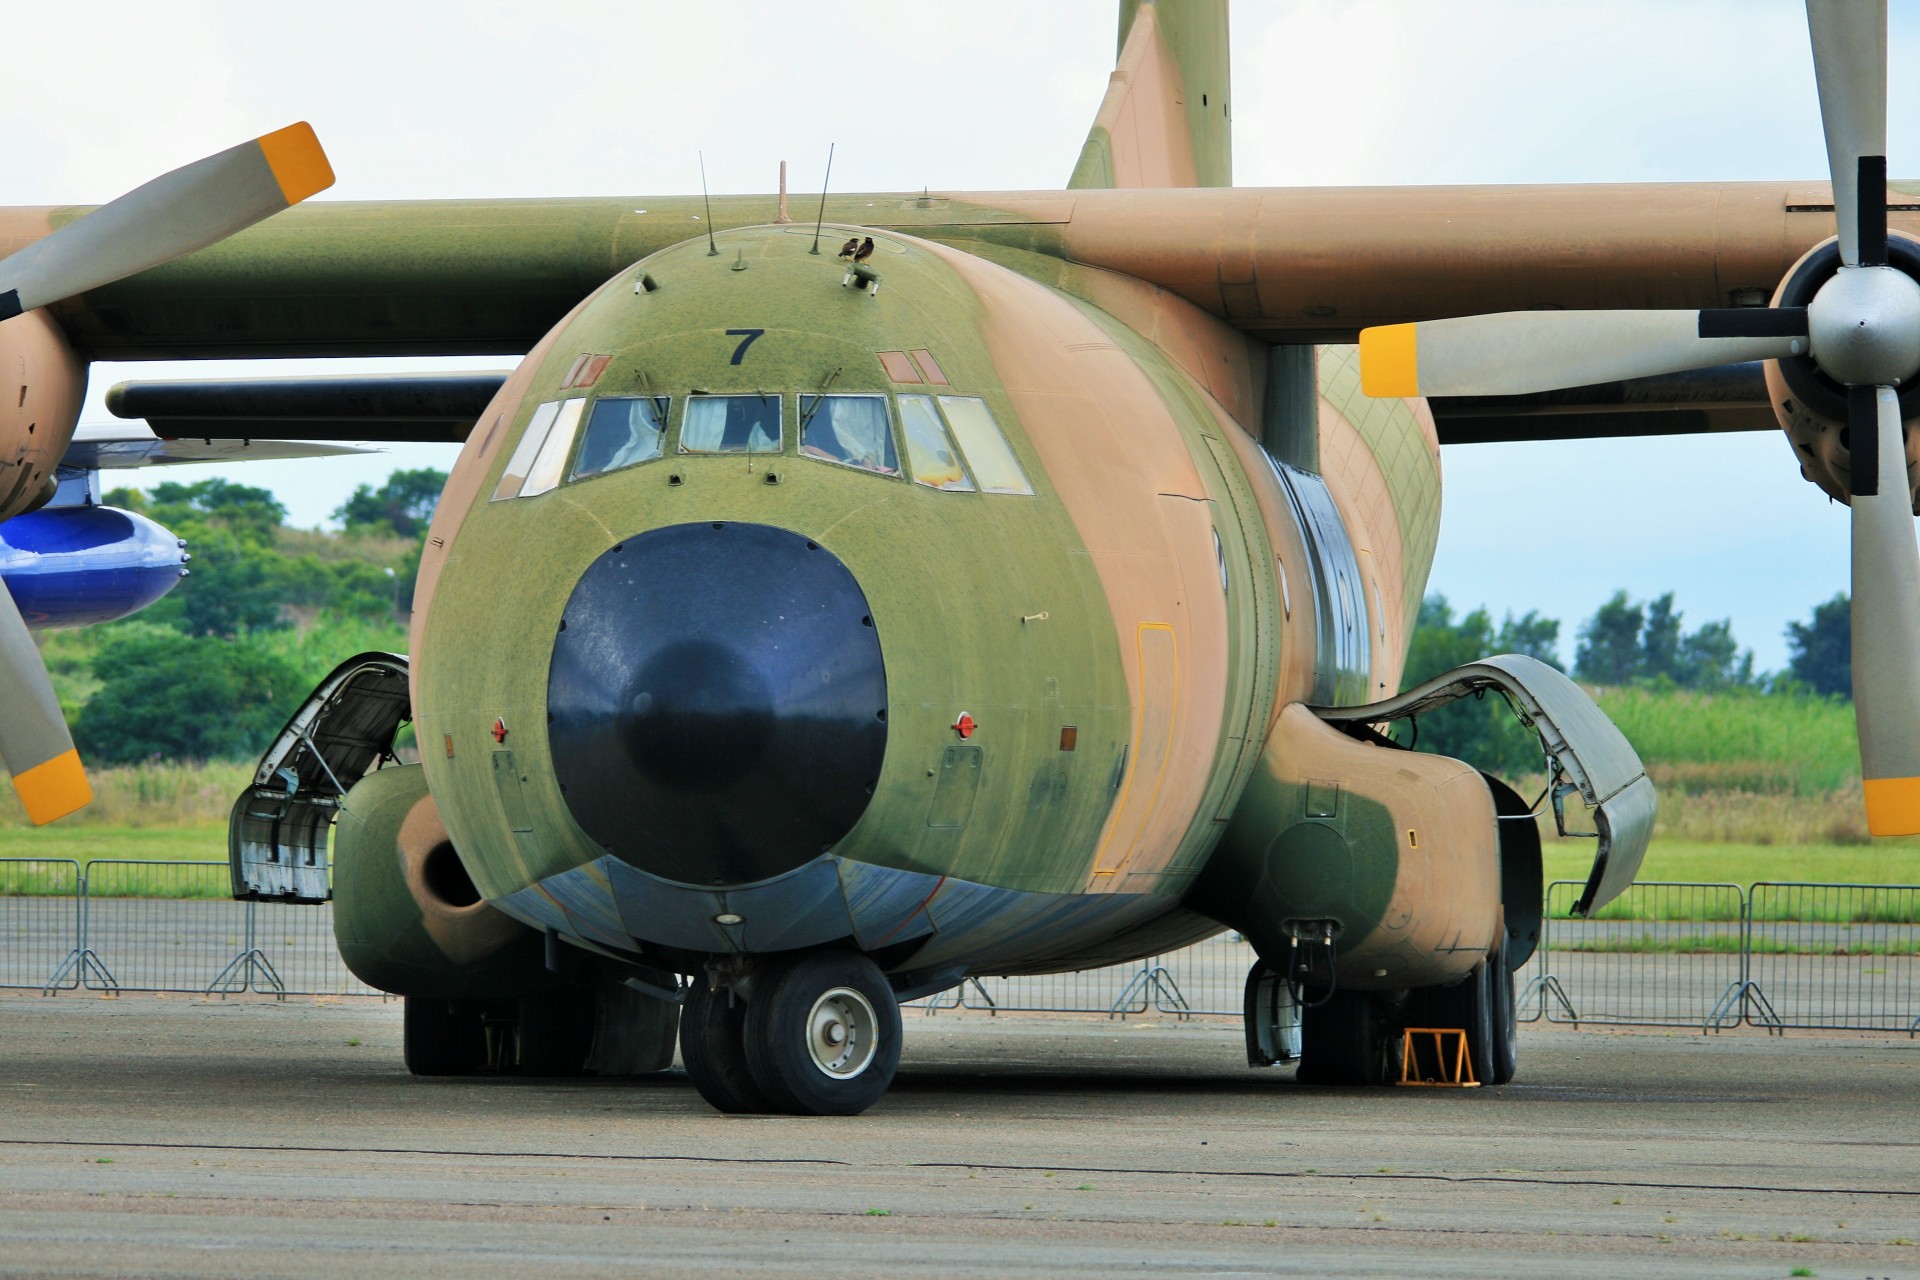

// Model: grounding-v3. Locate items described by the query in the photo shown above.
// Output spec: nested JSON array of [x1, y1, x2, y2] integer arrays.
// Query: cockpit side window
[[573, 396, 669, 480], [937, 396, 1033, 495], [897, 395, 975, 491], [800, 394, 899, 476], [681, 394, 781, 454], [521, 399, 588, 497], [491, 400, 563, 501]]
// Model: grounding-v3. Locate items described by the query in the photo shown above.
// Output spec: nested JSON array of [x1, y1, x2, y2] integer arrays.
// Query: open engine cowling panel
[[1311, 654, 1655, 917]]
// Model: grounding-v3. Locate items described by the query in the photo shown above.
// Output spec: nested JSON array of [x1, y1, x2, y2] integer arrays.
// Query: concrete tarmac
[[1, 994, 1916, 1279]]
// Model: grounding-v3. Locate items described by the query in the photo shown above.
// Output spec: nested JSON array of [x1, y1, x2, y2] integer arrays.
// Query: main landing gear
[[1284, 933, 1518, 1087], [682, 950, 903, 1116], [403, 982, 678, 1078]]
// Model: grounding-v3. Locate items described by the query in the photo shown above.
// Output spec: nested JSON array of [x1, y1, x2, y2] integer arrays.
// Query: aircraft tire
[[516, 985, 597, 1076], [402, 996, 489, 1076], [1296, 989, 1389, 1086], [1486, 934, 1519, 1086], [743, 951, 901, 1116], [681, 980, 774, 1113]]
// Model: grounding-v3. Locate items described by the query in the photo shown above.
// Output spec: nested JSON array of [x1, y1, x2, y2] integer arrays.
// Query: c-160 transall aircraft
[[0, 0, 1914, 1113]]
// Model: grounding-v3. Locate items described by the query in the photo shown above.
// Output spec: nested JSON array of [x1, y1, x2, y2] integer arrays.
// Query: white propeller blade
[[0, 122, 332, 321], [1849, 385, 1920, 834], [1358, 310, 1806, 399], [1807, 0, 1888, 267], [0, 580, 90, 824]]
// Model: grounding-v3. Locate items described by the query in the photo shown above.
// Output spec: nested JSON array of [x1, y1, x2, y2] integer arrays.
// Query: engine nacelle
[[332, 763, 547, 999], [1189, 703, 1502, 991], [0, 503, 188, 628], [1767, 233, 1920, 512], [0, 311, 87, 523]]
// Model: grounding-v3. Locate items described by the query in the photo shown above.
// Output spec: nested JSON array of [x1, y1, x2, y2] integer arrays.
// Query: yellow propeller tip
[[14, 748, 92, 826], [1359, 324, 1421, 398], [257, 121, 335, 207], [1863, 775, 1920, 836]]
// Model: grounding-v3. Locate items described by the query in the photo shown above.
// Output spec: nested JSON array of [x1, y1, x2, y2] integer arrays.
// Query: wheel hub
[[807, 986, 878, 1079]]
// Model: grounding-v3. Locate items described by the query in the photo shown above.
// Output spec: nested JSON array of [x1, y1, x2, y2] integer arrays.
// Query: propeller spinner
[[0, 123, 333, 824], [1358, 1, 1920, 836]]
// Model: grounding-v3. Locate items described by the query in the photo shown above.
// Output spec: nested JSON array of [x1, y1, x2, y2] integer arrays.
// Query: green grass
[[1592, 687, 1859, 795], [1545, 838, 1920, 888]]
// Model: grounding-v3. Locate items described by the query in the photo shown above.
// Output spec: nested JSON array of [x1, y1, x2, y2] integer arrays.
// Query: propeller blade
[[1849, 384, 1920, 834], [1807, 0, 1888, 266], [0, 579, 90, 824], [1358, 309, 1807, 398], [0, 122, 332, 321]]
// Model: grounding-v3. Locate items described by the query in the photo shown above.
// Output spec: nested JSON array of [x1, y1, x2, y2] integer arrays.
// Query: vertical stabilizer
[[1069, 0, 1231, 189]]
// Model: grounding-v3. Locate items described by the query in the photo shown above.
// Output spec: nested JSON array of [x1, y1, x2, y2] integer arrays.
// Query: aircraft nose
[[547, 522, 887, 887]]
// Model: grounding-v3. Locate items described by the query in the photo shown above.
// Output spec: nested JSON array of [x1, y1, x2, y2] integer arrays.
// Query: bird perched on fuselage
[[852, 236, 875, 264], [836, 236, 861, 259]]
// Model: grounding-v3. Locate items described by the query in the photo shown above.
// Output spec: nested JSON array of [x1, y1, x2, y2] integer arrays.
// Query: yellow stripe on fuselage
[[14, 748, 92, 825], [1358, 324, 1420, 398], [1864, 775, 1920, 836]]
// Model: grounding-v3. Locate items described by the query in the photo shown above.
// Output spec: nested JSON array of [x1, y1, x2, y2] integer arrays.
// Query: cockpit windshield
[[681, 394, 781, 454], [574, 396, 669, 479], [800, 395, 899, 476]]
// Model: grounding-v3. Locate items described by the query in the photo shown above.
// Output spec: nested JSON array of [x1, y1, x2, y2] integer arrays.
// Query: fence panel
[[1745, 883, 1920, 1033], [252, 900, 380, 996], [1532, 880, 1747, 1029], [0, 859, 84, 991], [82, 861, 250, 993]]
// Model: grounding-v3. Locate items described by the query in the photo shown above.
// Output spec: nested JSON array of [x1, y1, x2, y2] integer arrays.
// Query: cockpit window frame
[[678, 392, 783, 456], [571, 394, 672, 482], [798, 393, 901, 478], [896, 393, 977, 492]]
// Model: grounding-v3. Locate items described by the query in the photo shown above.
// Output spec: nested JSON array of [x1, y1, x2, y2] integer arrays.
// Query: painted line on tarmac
[[5, 1138, 1911, 1199], [0, 1138, 847, 1167]]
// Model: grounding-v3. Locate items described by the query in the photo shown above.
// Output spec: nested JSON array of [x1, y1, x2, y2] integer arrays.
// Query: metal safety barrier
[[3, 865, 1918, 1033], [0, 860, 379, 998], [1524, 881, 1748, 1030], [0, 859, 87, 992], [1745, 882, 1920, 1034]]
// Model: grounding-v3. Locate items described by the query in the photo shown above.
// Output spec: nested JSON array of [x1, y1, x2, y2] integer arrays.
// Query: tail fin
[[1068, 0, 1231, 190]]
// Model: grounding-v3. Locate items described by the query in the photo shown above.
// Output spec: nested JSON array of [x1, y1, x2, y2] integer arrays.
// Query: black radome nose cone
[[548, 523, 887, 886]]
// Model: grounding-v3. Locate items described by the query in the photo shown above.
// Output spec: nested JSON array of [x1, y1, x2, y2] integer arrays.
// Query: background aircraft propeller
[[0, 123, 333, 824], [1358, 1, 1920, 835]]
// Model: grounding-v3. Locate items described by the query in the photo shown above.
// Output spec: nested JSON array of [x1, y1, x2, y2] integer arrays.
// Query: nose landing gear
[[681, 950, 903, 1116]]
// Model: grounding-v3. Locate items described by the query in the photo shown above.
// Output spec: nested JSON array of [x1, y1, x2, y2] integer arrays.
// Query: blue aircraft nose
[[547, 522, 888, 887]]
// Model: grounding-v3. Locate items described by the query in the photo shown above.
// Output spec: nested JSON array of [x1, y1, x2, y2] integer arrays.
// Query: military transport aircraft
[[0, 0, 1911, 1114]]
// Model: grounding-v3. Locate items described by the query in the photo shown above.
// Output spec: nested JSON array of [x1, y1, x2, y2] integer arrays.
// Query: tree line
[[1401, 590, 1853, 773], [50, 471, 446, 765]]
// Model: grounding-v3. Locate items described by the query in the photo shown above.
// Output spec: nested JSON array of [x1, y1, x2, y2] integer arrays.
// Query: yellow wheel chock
[[1396, 1027, 1481, 1087]]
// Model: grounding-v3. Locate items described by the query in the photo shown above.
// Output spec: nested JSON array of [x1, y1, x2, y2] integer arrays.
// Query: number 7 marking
[[726, 328, 766, 364]]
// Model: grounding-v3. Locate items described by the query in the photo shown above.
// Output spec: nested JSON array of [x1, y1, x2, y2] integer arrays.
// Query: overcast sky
[[7, 0, 1917, 672]]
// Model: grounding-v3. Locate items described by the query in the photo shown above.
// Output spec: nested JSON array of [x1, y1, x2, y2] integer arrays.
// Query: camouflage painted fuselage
[[411, 223, 1442, 980]]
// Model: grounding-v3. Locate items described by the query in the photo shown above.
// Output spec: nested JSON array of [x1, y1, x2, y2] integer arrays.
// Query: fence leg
[[1107, 963, 1155, 1019], [43, 948, 117, 995], [207, 901, 287, 999], [1517, 973, 1578, 1027], [1144, 965, 1194, 1021], [958, 977, 999, 1016], [46, 874, 118, 994]]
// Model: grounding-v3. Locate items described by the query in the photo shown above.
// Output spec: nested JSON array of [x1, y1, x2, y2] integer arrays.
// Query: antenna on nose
[[699, 151, 718, 256], [809, 143, 836, 255]]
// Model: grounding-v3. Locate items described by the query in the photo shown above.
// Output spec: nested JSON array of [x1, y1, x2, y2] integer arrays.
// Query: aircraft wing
[[19, 179, 1900, 443], [13, 180, 1906, 358]]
